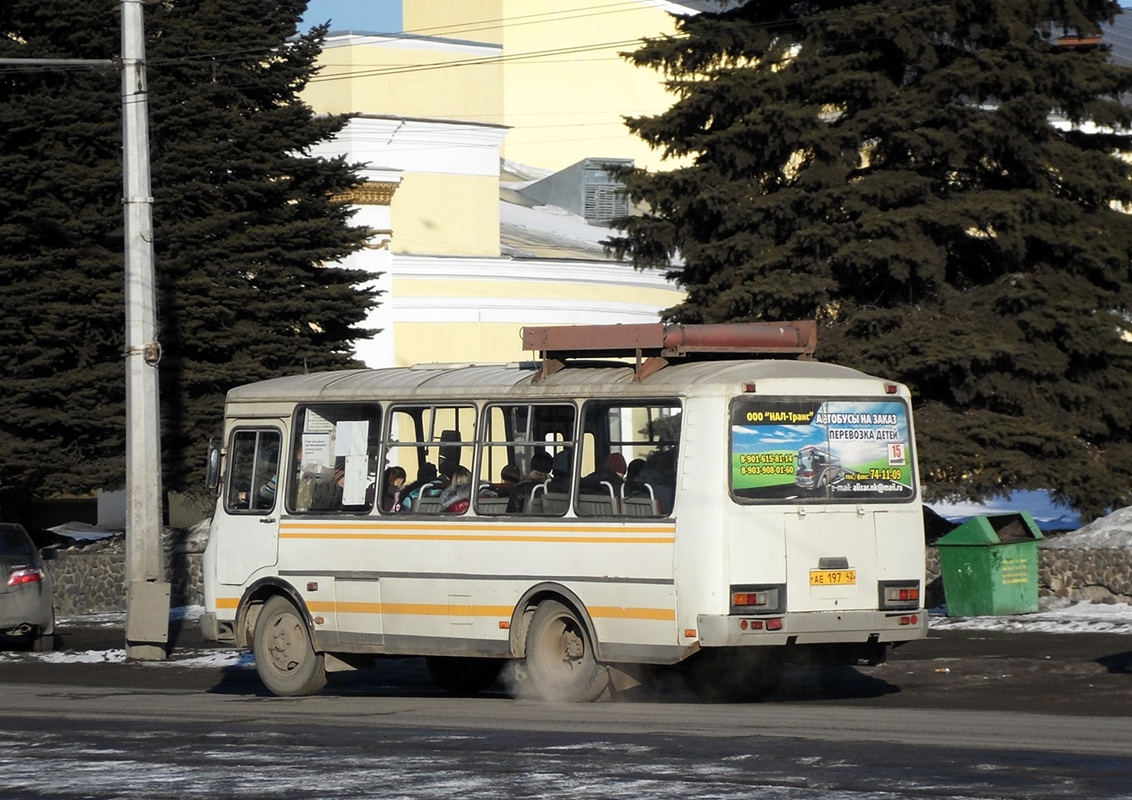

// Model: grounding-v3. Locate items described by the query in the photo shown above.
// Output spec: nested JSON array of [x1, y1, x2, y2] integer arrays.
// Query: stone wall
[[45, 526, 205, 615], [1037, 547, 1132, 604]]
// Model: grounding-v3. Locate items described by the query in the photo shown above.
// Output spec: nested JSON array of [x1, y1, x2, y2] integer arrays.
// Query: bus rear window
[[730, 398, 915, 503]]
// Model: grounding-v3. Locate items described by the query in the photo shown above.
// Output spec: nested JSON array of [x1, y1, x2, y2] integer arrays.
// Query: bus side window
[[226, 429, 280, 514], [579, 400, 681, 517], [384, 404, 475, 514], [475, 403, 576, 517], [288, 404, 382, 514]]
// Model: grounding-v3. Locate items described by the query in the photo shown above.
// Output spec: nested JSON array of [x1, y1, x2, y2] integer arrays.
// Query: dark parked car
[[0, 523, 55, 651]]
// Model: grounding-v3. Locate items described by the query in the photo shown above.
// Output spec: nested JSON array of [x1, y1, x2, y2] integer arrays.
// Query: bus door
[[784, 507, 877, 611], [217, 426, 283, 586]]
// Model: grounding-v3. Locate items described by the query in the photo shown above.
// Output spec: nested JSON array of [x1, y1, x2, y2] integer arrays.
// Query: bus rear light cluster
[[739, 617, 784, 632], [730, 584, 785, 615], [733, 591, 771, 607], [7, 567, 43, 587], [898, 615, 919, 626], [879, 581, 921, 610]]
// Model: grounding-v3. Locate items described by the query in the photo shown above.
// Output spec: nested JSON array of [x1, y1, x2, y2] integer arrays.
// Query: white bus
[[200, 322, 926, 701]]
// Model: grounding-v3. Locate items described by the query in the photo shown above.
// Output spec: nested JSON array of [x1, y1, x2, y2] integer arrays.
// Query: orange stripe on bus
[[589, 606, 676, 621], [280, 531, 674, 544], [279, 522, 674, 534], [278, 521, 674, 543], [306, 600, 673, 622]]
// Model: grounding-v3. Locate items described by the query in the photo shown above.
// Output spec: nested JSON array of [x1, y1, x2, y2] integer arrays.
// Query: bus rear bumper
[[697, 609, 927, 648]]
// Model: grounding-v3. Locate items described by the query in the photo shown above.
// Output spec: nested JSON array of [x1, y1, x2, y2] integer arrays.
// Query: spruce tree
[[0, 0, 373, 519], [612, 1, 1132, 520]]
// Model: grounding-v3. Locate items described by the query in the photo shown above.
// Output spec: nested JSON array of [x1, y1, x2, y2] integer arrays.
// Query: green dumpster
[[935, 512, 1044, 616]]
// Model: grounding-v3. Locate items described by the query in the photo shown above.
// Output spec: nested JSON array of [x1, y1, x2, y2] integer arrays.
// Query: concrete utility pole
[[1, 6, 170, 658], [121, 0, 170, 661]]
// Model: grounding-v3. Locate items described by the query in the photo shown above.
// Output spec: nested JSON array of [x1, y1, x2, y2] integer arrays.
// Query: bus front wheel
[[521, 600, 609, 702], [253, 595, 328, 697]]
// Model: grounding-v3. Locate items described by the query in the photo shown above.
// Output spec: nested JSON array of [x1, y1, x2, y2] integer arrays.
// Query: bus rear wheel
[[681, 648, 785, 702], [426, 656, 505, 695], [253, 595, 328, 697], [522, 600, 609, 703]]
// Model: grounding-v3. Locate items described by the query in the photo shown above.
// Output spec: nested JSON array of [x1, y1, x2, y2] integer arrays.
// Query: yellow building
[[310, 0, 700, 172], [398, 0, 698, 172], [303, 1, 697, 368]]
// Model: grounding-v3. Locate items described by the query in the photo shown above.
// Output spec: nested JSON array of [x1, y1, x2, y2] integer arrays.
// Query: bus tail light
[[739, 617, 784, 632], [730, 584, 785, 614], [879, 581, 921, 610]]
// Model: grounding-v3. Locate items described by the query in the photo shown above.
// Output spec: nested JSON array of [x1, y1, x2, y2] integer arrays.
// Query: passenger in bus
[[582, 452, 627, 492], [506, 451, 553, 513], [304, 457, 346, 511], [292, 447, 337, 511], [547, 450, 573, 493], [491, 463, 523, 497], [626, 449, 677, 514], [380, 466, 407, 512], [625, 458, 646, 486], [606, 452, 628, 481], [434, 459, 457, 489], [439, 466, 473, 513], [395, 463, 439, 512], [362, 447, 382, 507]]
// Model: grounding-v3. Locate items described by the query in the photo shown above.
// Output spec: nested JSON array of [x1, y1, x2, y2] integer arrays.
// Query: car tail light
[[8, 567, 43, 587], [878, 581, 920, 610]]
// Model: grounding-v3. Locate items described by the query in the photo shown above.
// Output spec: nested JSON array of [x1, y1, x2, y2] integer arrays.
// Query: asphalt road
[[2, 620, 1131, 798], [8, 616, 1132, 718]]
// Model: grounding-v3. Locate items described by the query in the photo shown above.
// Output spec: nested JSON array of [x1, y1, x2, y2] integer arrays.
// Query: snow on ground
[[931, 597, 1132, 634], [1042, 505, 1132, 549], [0, 605, 253, 669]]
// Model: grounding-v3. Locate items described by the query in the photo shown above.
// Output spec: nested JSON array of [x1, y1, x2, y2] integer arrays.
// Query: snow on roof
[[499, 196, 615, 260]]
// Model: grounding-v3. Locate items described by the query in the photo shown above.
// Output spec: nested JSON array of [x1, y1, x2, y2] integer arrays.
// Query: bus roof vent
[[521, 321, 816, 382]]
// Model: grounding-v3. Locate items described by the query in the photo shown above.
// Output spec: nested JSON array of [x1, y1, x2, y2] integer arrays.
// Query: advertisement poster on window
[[731, 399, 915, 502]]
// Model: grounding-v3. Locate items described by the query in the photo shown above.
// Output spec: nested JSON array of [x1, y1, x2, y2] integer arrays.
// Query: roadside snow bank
[[1042, 506, 1132, 550]]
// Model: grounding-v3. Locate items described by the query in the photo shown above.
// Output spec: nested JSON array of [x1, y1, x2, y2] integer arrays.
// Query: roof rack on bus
[[522, 321, 817, 382]]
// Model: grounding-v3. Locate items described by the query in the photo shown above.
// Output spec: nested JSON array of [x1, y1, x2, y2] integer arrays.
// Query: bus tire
[[253, 595, 328, 697], [426, 656, 505, 695], [681, 648, 785, 703], [522, 599, 609, 703]]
